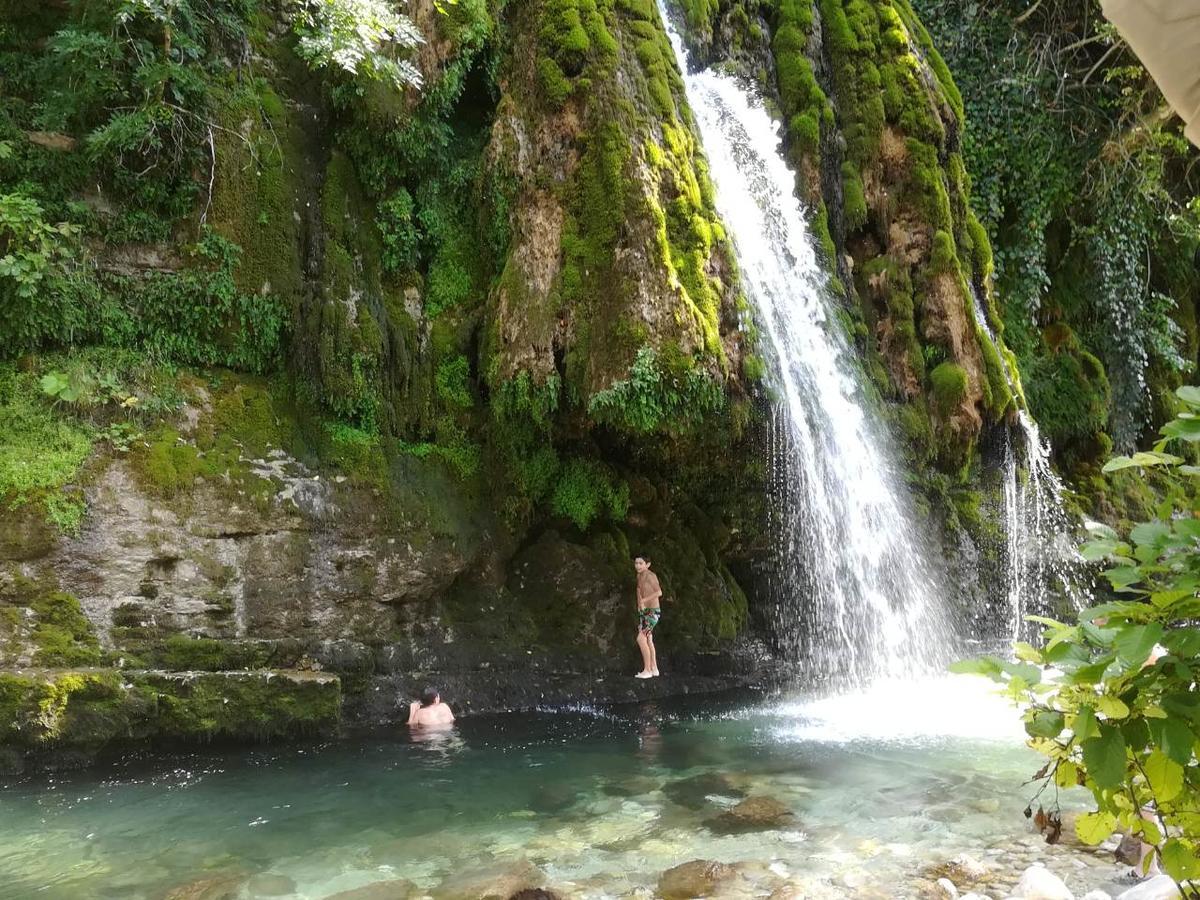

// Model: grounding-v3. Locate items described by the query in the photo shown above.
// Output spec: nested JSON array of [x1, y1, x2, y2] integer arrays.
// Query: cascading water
[[970, 292, 1091, 639], [660, 13, 954, 686]]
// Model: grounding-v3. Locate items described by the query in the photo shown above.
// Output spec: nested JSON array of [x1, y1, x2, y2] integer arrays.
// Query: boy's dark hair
[[420, 686, 439, 707], [635, 556, 650, 564]]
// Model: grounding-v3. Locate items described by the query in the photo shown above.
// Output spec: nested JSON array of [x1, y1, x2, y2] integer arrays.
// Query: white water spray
[[661, 13, 954, 685], [970, 293, 1091, 639]]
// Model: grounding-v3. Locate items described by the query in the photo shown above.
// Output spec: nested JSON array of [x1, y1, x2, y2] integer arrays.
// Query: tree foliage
[[915, 0, 1200, 459], [289, 0, 424, 90], [954, 386, 1200, 893]]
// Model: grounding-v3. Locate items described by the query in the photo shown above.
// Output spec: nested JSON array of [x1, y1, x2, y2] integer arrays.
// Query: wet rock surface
[[705, 795, 797, 833]]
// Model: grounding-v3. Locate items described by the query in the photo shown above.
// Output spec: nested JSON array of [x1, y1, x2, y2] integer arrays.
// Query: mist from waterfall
[[660, 13, 956, 686]]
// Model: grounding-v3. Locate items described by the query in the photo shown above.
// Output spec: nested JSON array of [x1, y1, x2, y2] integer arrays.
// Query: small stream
[[0, 680, 1132, 899]]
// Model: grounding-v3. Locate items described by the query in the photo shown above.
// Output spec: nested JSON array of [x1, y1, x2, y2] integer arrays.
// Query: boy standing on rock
[[634, 557, 662, 679]]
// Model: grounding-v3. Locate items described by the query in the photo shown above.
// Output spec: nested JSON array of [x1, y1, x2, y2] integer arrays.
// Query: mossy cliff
[[0, 0, 764, 767]]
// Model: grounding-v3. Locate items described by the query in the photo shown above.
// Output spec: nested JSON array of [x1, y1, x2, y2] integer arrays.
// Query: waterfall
[[970, 293, 1092, 639], [660, 13, 954, 686]]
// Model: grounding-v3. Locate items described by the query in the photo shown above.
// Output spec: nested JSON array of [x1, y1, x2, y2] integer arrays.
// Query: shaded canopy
[[1101, 0, 1200, 147]]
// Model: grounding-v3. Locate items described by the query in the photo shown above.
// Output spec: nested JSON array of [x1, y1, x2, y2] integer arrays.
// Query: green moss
[[978, 329, 1015, 418], [812, 201, 838, 264], [1025, 348, 1111, 450], [207, 81, 304, 306], [151, 634, 279, 671], [743, 354, 767, 382], [29, 590, 101, 667], [841, 161, 868, 230], [551, 458, 630, 530], [435, 355, 474, 410], [929, 360, 967, 416], [0, 367, 92, 503]]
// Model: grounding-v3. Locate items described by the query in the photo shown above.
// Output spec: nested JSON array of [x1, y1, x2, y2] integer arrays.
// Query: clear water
[[0, 681, 1128, 900], [661, 11, 954, 686]]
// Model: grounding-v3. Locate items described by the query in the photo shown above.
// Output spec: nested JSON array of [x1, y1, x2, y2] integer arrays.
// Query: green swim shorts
[[638, 607, 661, 633]]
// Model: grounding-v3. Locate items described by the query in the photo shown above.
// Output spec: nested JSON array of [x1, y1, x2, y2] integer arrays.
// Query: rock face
[[0, 0, 1038, 767]]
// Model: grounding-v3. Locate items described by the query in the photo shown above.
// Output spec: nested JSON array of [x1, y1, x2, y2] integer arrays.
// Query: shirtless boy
[[407, 687, 455, 727], [634, 557, 662, 679]]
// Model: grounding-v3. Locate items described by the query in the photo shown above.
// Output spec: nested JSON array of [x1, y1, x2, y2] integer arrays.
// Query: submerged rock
[[246, 873, 296, 896], [705, 795, 796, 833], [1011, 864, 1074, 900], [322, 880, 419, 900], [657, 860, 737, 899], [663, 772, 748, 809], [436, 859, 547, 900], [162, 873, 246, 900]]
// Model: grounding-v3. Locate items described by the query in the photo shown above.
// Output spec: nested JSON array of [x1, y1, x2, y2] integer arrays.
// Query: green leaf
[[1001, 660, 1041, 685], [1025, 614, 1067, 628], [948, 657, 1003, 680], [1176, 385, 1200, 408], [1120, 717, 1149, 753], [1174, 518, 1200, 541], [1145, 749, 1184, 801], [1014, 642, 1043, 664], [1073, 705, 1099, 742], [1079, 601, 1151, 623], [1163, 629, 1200, 658], [1161, 416, 1200, 442], [1097, 695, 1130, 719], [1148, 718, 1195, 766], [1150, 588, 1194, 609], [1131, 521, 1172, 547], [1074, 810, 1117, 845], [1081, 725, 1126, 789], [1103, 566, 1144, 591], [1068, 656, 1114, 685], [1026, 709, 1065, 738], [1103, 451, 1182, 472], [1081, 620, 1118, 647], [1085, 521, 1119, 540], [1113, 623, 1164, 669], [1160, 839, 1200, 882], [1163, 692, 1200, 725]]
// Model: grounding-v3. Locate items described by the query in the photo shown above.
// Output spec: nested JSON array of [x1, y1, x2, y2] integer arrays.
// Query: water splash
[[970, 292, 1091, 639], [661, 12, 954, 686]]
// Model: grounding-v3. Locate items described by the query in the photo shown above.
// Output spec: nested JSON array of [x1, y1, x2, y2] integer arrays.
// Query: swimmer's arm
[[407, 701, 419, 725]]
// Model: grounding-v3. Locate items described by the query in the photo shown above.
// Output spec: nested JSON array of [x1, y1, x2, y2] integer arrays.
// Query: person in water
[[634, 556, 662, 679], [407, 687, 455, 727]]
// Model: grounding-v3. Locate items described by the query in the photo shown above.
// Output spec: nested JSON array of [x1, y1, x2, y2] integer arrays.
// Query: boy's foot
[[635, 671, 653, 679], [651, 669, 660, 677]]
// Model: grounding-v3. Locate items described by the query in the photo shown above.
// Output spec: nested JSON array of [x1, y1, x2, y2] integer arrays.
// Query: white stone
[[1012, 864, 1074, 900], [937, 876, 959, 897], [959, 894, 991, 900], [1080, 891, 1113, 900], [1115, 875, 1181, 900], [949, 853, 990, 880]]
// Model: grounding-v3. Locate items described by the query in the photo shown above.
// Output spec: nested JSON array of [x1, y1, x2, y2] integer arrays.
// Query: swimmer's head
[[420, 686, 439, 707]]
